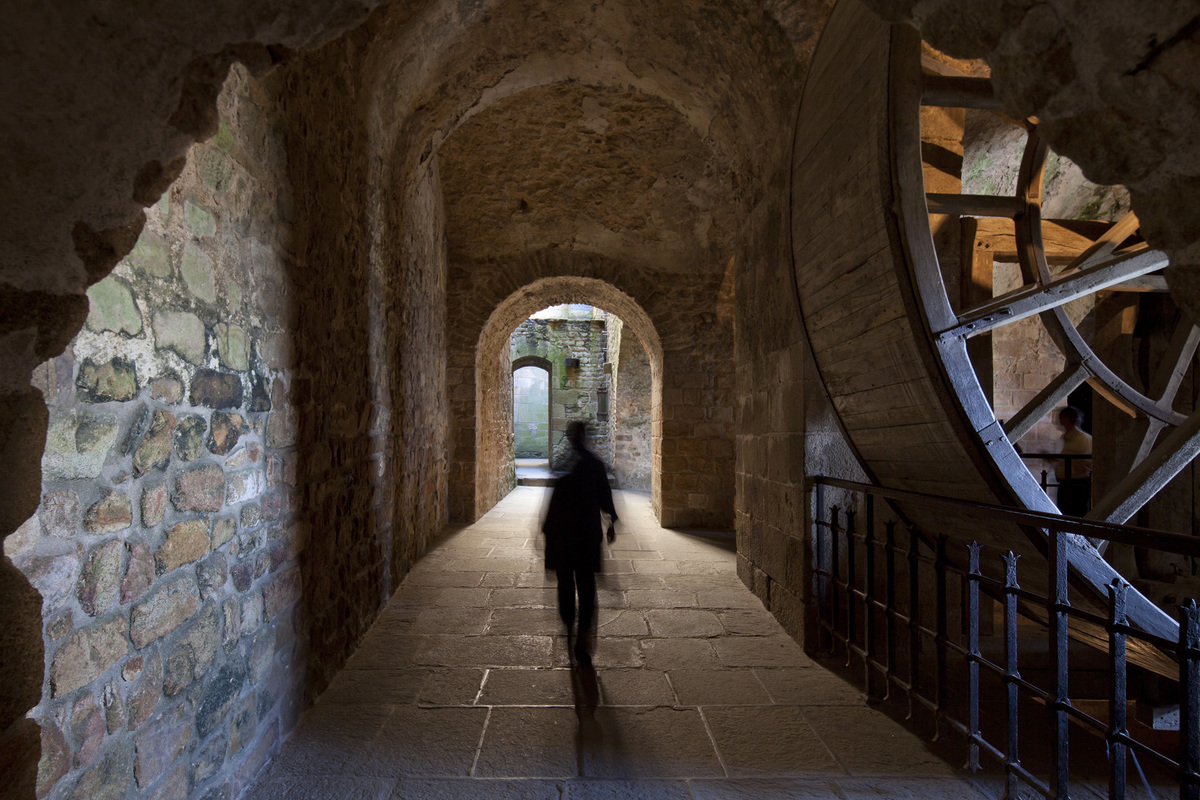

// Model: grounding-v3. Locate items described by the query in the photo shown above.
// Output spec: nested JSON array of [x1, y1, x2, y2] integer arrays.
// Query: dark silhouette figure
[[542, 421, 617, 664], [1056, 406, 1092, 516]]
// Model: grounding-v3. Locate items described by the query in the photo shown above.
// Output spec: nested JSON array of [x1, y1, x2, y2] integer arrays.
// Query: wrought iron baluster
[[934, 534, 949, 741], [1002, 551, 1022, 800], [1107, 580, 1128, 800], [830, 505, 841, 656], [1048, 528, 1071, 800], [846, 507, 859, 667], [865, 495, 879, 699], [1181, 600, 1200, 800], [884, 520, 897, 702], [966, 541, 982, 772], [908, 526, 922, 721]]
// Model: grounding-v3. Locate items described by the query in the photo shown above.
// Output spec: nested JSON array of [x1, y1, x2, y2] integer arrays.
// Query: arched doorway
[[512, 356, 553, 462]]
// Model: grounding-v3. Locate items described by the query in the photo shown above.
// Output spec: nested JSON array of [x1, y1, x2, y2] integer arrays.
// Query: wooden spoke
[[937, 247, 1169, 341], [1089, 409, 1200, 526], [921, 74, 1003, 110], [1003, 365, 1090, 443], [926, 193, 1025, 218], [1067, 210, 1142, 272]]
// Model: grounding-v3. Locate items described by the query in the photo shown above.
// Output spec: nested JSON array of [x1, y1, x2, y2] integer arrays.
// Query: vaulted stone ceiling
[[437, 83, 737, 273]]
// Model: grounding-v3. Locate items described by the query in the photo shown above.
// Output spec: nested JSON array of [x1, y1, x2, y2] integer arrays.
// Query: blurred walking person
[[542, 421, 617, 665]]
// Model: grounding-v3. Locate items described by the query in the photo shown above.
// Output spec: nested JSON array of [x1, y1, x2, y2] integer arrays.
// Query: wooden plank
[[922, 74, 1003, 110], [927, 193, 1024, 218], [973, 218, 1114, 265]]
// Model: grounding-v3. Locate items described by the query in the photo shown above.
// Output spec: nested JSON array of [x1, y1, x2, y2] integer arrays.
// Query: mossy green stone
[[185, 201, 216, 238], [216, 323, 249, 372], [126, 232, 171, 278], [198, 148, 233, 193], [86, 277, 142, 336], [180, 244, 216, 304]]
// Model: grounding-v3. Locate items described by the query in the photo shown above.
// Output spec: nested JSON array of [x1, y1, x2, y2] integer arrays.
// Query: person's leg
[[574, 568, 597, 663], [556, 567, 576, 633]]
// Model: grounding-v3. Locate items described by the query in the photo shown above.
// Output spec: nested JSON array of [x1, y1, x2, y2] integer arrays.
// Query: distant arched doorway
[[512, 356, 553, 461], [474, 277, 664, 520]]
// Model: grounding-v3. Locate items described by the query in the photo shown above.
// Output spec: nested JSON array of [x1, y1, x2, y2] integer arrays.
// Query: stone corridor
[[244, 487, 979, 799]]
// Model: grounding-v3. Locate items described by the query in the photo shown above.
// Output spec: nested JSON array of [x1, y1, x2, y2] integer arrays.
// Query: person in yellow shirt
[[1055, 406, 1092, 516]]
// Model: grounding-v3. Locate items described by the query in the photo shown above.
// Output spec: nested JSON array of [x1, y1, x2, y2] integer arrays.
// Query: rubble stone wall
[[608, 318, 653, 492], [6, 67, 303, 800], [510, 319, 611, 470]]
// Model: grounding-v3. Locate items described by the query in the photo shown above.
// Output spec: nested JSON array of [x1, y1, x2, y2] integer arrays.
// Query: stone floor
[[246, 487, 986, 799]]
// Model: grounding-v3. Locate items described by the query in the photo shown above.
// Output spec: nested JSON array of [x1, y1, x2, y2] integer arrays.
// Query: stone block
[[222, 597, 241, 652], [180, 243, 216, 304], [51, 616, 128, 697], [190, 369, 243, 409], [133, 705, 189, 789], [239, 503, 262, 530], [173, 464, 225, 512], [164, 604, 220, 694], [86, 276, 143, 336], [76, 357, 139, 403], [130, 573, 200, 649], [229, 562, 254, 593], [121, 541, 154, 605], [133, 409, 176, 476], [148, 375, 184, 404], [156, 520, 210, 573], [20, 552, 81, 610], [227, 694, 258, 757], [39, 489, 81, 537], [207, 411, 246, 455], [174, 414, 207, 461], [226, 469, 265, 506], [37, 718, 69, 797], [195, 659, 247, 738], [262, 567, 299, 619], [225, 443, 261, 469], [127, 232, 171, 278], [68, 739, 133, 800], [212, 517, 237, 549], [125, 651, 162, 730], [192, 732, 227, 788], [85, 491, 133, 535], [70, 694, 105, 769], [196, 554, 228, 599], [154, 310, 207, 365], [215, 323, 249, 372], [185, 200, 216, 237], [259, 332, 294, 369], [78, 539, 124, 616], [141, 484, 168, 528]]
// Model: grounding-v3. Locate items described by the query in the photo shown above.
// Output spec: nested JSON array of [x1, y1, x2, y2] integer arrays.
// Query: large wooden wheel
[[791, 0, 1184, 651]]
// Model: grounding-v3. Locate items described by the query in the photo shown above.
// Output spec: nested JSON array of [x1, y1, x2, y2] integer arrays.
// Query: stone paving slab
[[247, 487, 982, 799]]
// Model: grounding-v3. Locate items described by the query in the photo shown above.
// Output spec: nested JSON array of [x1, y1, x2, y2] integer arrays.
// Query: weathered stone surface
[[190, 369, 243, 409], [39, 489, 81, 538], [207, 411, 246, 455], [199, 148, 234, 193], [69, 739, 133, 800], [70, 694, 105, 768], [185, 199, 216, 237], [51, 617, 129, 696], [47, 612, 73, 641], [133, 705, 189, 789], [130, 573, 200, 649], [197, 554, 227, 599], [148, 375, 184, 404], [247, 626, 276, 684], [215, 323, 249, 371], [195, 659, 248, 738], [127, 232, 170, 278], [174, 414, 207, 461], [164, 604, 220, 695], [230, 561, 254, 593], [86, 276, 143, 336], [249, 373, 272, 412], [227, 694, 257, 756], [141, 484, 168, 528], [240, 592, 263, 636], [133, 409, 176, 476], [103, 681, 126, 732], [21, 552, 81, 610], [144, 763, 187, 800], [37, 719, 69, 797], [240, 502, 262, 529], [4, 514, 39, 558], [222, 597, 241, 652], [78, 539, 124, 616], [181, 242, 216, 304], [212, 517, 237, 549], [226, 470, 265, 506], [43, 411, 117, 480], [173, 464, 225, 512], [156, 520, 210, 573], [121, 540, 155, 604], [262, 567, 300, 619], [85, 492, 133, 535], [154, 310, 207, 365], [76, 357, 139, 403], [224, 443, 261, 469], [124, 651, 162, 731]]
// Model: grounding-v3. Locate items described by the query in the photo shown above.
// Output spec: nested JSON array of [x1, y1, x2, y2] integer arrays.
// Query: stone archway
[[511, 355, 554, 461], [471, 277, 664, 521]]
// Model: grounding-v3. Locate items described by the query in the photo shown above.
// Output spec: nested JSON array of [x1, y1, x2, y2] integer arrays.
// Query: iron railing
[[810, 476, 1200, 800]]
